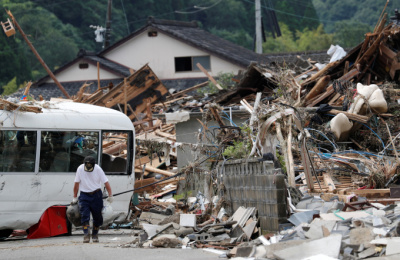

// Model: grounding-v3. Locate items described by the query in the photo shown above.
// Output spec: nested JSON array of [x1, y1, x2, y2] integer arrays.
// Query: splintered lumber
[[305, 75, 330, 101], [323, 172, 336, 192], [307, 85, 334, 107], [150, 187, 177, 198], [74, 82, 92, 102], [135, 156, 151, 167], [328, 110, 370, 124], [0, 99, 42, 113], [307, 68, 360, 107], [134, 177, 184, 194], [23, 81, 32, 96], [301, 60, 340, 87], [155, 130, 176, 142], [138, 164, 175, 177], [128, 94, 165, 121], [196, 63, 223, 90], [170, 81, 209, 99], [91, 64, 168, 116], [103, 142, 127, 155], [209, 106, 225, 127], [350, 189, 390, 199]]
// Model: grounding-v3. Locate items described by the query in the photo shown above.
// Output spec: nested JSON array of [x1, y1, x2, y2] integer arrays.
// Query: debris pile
[[113, 8, 400, 259]]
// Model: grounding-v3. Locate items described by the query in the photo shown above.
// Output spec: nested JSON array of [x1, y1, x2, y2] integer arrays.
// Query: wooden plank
[[351, 189, 390, 196], [305, 75, 330, 101], [170, 81, 209, 99], [137, 164, 175, 177], [155, 130, 176, 142], [209, 107, 225, 127], [150, 187, 177, 198], [135, 156, 150, 167], [307, 68, 360, 107], [329, 109, 370, 124], [196, 63, 223, 90], [323, 172, 336, 192], [0, 99, 42, 113]]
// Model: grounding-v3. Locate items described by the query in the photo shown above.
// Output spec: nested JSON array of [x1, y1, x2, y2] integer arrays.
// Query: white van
[[0, 100, 135, 238]]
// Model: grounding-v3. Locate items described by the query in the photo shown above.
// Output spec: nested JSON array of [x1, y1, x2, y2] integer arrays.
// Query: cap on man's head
[[83, 156, 96, 172]]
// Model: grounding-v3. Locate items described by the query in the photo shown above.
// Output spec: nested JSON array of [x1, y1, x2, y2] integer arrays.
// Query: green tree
[[296, 24, 333, 51], [333, 20, 371, 48], [263, 23, 298, 53], [312, 0, 396, 33], [2, 77, 20, 95], [263, 23, 333, 53]]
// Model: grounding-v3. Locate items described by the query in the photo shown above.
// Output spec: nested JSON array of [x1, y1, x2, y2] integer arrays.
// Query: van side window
[[0, 130, 37, 172], [39, 131, 99, 172], [101, 131, 130, 175]]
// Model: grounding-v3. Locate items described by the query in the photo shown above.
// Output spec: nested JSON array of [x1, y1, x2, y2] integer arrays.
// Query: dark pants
[[79, 189, 103, 227]]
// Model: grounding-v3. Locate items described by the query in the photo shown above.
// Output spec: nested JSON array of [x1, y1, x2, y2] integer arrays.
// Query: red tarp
[[27, 206, 68, 239]]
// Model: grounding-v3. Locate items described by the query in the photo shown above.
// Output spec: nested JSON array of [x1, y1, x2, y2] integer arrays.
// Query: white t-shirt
[[74, 164, 109, 193]]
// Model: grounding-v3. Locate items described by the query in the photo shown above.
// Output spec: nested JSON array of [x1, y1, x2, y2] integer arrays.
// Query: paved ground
[[0, 229, 225, 260]]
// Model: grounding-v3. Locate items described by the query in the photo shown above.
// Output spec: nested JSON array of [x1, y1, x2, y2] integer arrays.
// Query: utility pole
[[6, 10, 70, 99], [104, 0, 112, 49], [255, 0, 263, 54]]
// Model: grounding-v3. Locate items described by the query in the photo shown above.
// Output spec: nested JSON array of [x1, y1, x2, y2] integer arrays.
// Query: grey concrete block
[[304, 219, 337, 239], [273, 234, 342, 260], [386, 239, 400, 256], [263, 240, 307, 259], [358, 247, 377, 259]]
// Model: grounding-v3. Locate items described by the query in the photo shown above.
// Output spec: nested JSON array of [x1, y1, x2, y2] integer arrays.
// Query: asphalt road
[[0, 229, 225, 260]]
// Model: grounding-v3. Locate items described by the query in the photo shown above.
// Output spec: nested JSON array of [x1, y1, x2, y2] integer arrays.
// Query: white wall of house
[[46, 59, 121, 83], [103, 30, 243, 79]]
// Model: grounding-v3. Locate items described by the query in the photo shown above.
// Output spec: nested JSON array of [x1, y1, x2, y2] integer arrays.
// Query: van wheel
[[0, 229, 13, 240]]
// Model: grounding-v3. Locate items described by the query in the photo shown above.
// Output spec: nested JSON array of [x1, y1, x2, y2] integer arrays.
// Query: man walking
[[72, 156, 113, 243]]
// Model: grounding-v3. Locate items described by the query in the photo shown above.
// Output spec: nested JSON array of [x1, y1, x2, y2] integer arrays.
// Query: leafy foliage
[[2, 77, 25, 95], [333, 20, 372, 48], [312, 0, 395, 33], [197, 72, 236, 95], [0, 0, 390, 94], [263, 23, 332, 53], [222, 125, 252, 159]]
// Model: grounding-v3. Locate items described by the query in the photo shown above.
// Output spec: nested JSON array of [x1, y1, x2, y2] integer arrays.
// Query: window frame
[[174, 55, 211, 73], [100, 130, 132, 176]]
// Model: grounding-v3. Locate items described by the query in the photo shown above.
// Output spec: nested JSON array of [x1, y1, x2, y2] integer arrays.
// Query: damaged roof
[[34, 50, 132, 86]]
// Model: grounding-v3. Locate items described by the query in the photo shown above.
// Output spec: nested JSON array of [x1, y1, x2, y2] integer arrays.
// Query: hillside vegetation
[[0, 0, 393, 94]]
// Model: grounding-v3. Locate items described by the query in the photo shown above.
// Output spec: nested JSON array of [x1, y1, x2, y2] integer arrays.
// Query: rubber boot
[[83, 224, 90, 243], [92, 226, 100, 243]]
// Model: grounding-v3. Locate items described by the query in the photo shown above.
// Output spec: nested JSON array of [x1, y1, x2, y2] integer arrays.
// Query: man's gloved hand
[[106, 196, 114, 204], [71, 197, 78, 205]]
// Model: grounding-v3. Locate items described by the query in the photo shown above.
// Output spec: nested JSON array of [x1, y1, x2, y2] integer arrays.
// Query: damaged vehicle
[[0, 100, 135, 238]]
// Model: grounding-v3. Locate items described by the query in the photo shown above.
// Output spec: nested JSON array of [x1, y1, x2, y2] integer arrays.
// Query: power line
[[240, 0, 336, 23], [175, 0, 223, 14]]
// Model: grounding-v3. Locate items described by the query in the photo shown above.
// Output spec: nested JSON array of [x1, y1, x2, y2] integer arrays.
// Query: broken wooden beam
[[196, 63, 223, 90]]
